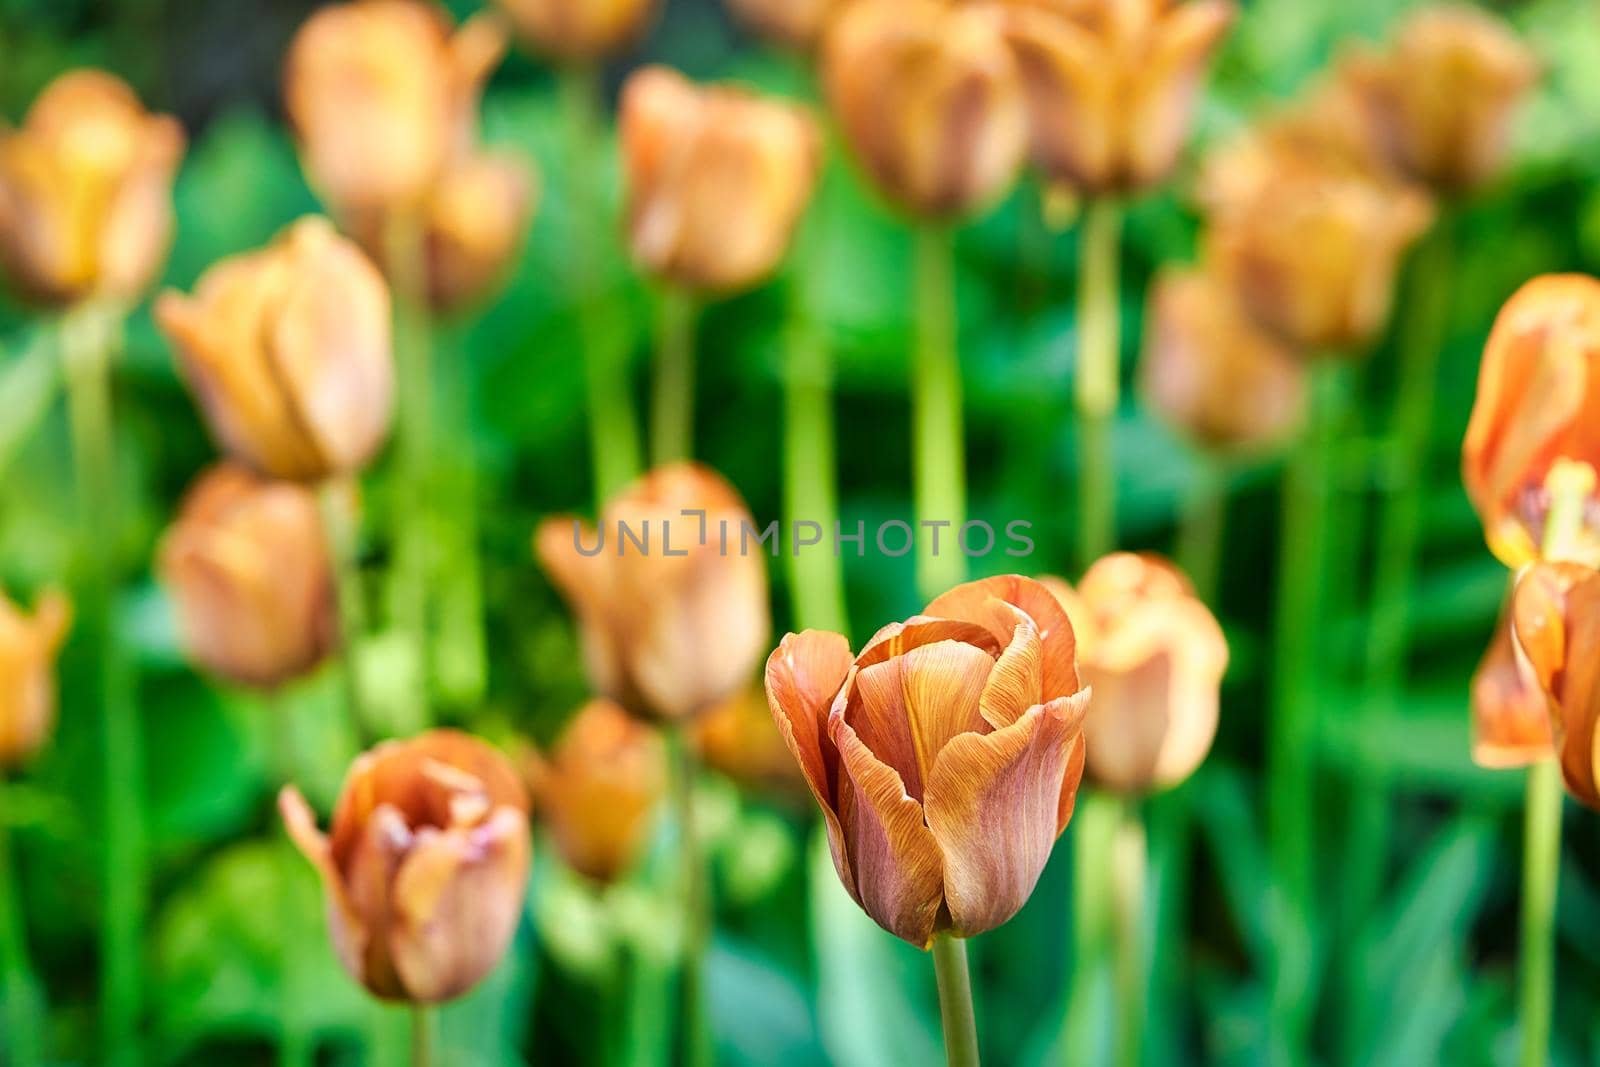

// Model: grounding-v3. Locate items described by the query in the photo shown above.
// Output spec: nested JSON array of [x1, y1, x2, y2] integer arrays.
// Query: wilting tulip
[[491, 0, 658, 61], [823, 0, 1027, 218], [726, 0, 845, 50], [525, 700, 666, 883], [156, 216, 395, 483], [975, 0, 1236, 195], [284, 0, 506, 214], [1471, 609, 1554, 770], [1462, 275, 1600, 569], [619, 66, 821, 293], [694, 685, 807, 798], [0, 589, 71, 769], [280, 730, 531, 1001], [536, 463, 770, 723], [1512, 561, 1600, 808], [1140, 267, 1307, 454], [158, 463, 336, 689], [766, 575, 1089, 947], [1338, 5, 1538, 193], [0, 69, 184, 305]]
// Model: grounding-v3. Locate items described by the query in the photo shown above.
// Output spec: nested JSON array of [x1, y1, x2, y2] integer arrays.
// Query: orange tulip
[[620, 66, 821, 293], [535, 463, 771, 723], [0, 69, 184, 305], [0, 589, 71, 769], [492, 0, 659, 61], [823, 0, 1027, 218], [1462, 275, 1600, 569], [976, 0, 1236, 195], [726, 0, 846, 50], [158, 463, 336, 689], [280, 730, 531, 1001], [1511, 561, 1600, 808], [1470, 608, 1553, 770], [766, 575, 1089, 947], [525, 700, 666, 883], [156, 217, 395, 483], [694, 685, 808, 798]]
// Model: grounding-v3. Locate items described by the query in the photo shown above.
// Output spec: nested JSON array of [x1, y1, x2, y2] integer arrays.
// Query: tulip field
[[3, 0, 1600, 1065]]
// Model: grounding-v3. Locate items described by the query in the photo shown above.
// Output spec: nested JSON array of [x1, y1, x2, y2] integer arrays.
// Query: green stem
[[912, 224, 966, 601], [270, 697, 312, 1067], [560, 63, 642, 506], [1062, 791, 1118, 1061], [1519, 760, 1562, 1067], [410, 1004, 435, 1067], [1075, 200, 1122, 570], [63, 304, 143, 1067], [317, 479, 369, 735], [669, 726, 710, 1067], [433, 321, 487, 710], [650, 288, 698, 467], [931, 934, 981, 1067], [1175, 456, 1227, 606], [1110, 799, 1147, 1067], [0, 788, 43, 1067]]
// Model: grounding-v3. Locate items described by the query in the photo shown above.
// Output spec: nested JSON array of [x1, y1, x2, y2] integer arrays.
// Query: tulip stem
[[62, 303, 144, 1067], [318, 478, 369, 734], [650, 287, 699, 466], [913, 224, 966, 600], [669, 726, 711, 1067], [1075, 199, 1122, 571], [433, 320, 488, 710], [1519, 759, 1562, 1067], [1110, 799, 1147, 1067], [410, 1004, 435, 1067], [1175, 455, 1227, 606], [270, 699, 313, 1067], [931, 934, 980, 1067], [0, 785, 44, 1067]]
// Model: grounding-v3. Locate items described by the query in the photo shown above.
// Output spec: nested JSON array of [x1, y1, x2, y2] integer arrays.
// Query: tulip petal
[[978, 610, 1042, 729], [856, 616, 1002, 668], [925, 575, 1079, 698], [535, 517, 646, 714], [1513, 562, 1600, 808]]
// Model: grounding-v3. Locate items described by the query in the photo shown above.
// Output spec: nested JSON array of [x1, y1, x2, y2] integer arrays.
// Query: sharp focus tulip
[[0, 589, 71, 770], [1471, 608, 1554, 770], [0, 69, 184, 305], [158, 463, 337, 689], [823, 0, 1028, 219], [1045, 554, 1227, 794], [1338, 5, 1538, 193], [694, 685, 808, 799], [156, 217, 395, 483], [726, 0, 846, 50], [975, 0, 1236, 195], [535, 463, 771, 723], [1462, 275, 1600, 569], [491, 0, 658, 61], [1511, 561, 1600, 808], [1140, 267, 1308, 454], [765, 575, 1089, 947], [280, 730, 531, 1002], [525, 700, 666, 883], [284, 0, 507, 213], [620, 66, 821, 293]]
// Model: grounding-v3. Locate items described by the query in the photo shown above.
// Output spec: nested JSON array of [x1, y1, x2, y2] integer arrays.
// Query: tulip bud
[[766, 575, 1088, 947], [525, 700, 665, 883], [694, 685, 808, 798], [823, 0, 1028, 219], [491, 0, 659, 61], [284, 0, 507, 214], [975, 0, 1236, 195], [1139, 267, 1307, 454], [158, 463, 336, 689], [535, 463, 771, 723], [1471, 608, 1553, 770], [1462, 275, 1600, 569], [0, 69, 184, 305], [280, 730, 531, 1002], [1511, 561, 1600, 808], [1338, 5, 1538, 193], [620, 66, 822, 293], [726, 0, 845, 51], [0, 589, 71, 770], [156, 216, 395, 483]]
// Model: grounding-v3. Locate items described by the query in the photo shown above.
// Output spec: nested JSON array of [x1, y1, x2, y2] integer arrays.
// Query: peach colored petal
[[1513, 562, 1600, 808], [924, 574, 1079, 697]]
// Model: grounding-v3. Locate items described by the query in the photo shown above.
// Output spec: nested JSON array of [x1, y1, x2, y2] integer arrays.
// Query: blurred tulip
[[0, 69, 184, 305], [0, 589, 71, 770], [1339, 5, 1537, 193], [694, 685, 807, 798], [525, 700, 665, 883], [976, 0, 1236, 195], [619, 66, 821, 293], [823, 0, 1028, 218], [284, 0, 506, 214], [535, 463, 770, 722], [492, 0, 658, 61], [1512, 561, 1600, 808], [766, 575, 1088, 946], [1462, 275, 1600, 569], [158, 463, 336, 690], [156, 216, 395, 482], [726, 0, 845, 50], [1471, 610, 1554, 770], [1140, 267, 1308, 454], [280, 729, 531, 1001]]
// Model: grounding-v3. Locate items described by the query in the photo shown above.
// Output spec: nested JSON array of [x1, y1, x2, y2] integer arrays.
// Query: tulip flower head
[[0, 69, 184, 305], [694, 685, 809, 799], [1512, 561, 1600, 808], [536, 463, 771, 723], [1471, 610, 1554, 770], [158, 463, 337, 690], [726, 0, 847, 51], [0, 589, 71, 770], [620, 66, 822, 293], [492, 0, 659, 61], [766, 575, 1089, 947], [525, 700, 666, 883], [280, 730, 532, 1002], [156, 217, 396, 483]]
